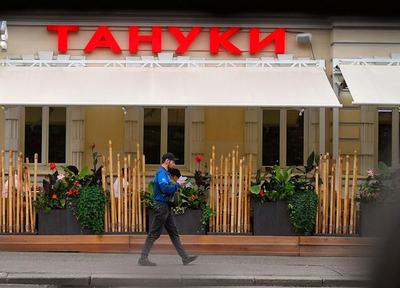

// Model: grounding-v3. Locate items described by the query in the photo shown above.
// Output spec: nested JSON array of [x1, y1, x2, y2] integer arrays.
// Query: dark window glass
[[48, 107, 66, 163], [378, 111, 392, 166], [25, 107, 42, 163], [262, 110, 280, 166], [144, 108, 161, 164], [286, 110, 304, 166], [167, 109, 185, 165]]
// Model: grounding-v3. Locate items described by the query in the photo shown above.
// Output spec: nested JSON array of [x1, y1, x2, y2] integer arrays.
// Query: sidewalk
[[0, 252, 370, 287]]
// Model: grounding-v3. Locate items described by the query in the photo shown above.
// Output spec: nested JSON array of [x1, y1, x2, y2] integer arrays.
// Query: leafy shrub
[[288, 189, 318, 235]]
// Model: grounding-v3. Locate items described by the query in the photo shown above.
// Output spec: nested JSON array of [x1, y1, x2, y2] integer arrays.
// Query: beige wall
[[84, 107, 125, 167], [0, 109, 4, 149]]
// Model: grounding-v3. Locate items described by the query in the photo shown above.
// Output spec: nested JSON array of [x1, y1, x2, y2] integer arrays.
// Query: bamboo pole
[[137, 151, 142, 232], [134, 159, 138, 232], [350, 151, 358, 234], [132, 164, 137, 232], [223, 157, 228, 233], [33, 153, 38, 232], [230, 152, 235, 233], [108, 141, 116, 232], [16, 155, 21, 233], [336, 156, 343, 234], [243, 163, 248, 234], [209, 157, 214, 233], [1, 150, 5, 233], [117, 154, 122, 232], [101, 161, 108, 233], [142, 155, 146, 233], [8, 151, 13, 233], [25, 159, 32, 233], [219, 155, 223, 232], [343, 155, 350, 234], [127, 154, 131, 232], [123, 157, 128, 232], [321, 155, 327, 234], [237, 159, 243, 233], [329, 158, 335, 234], [315, 167, 320, 234], [248, 154, 252, 233], [215, 166, 220, 232]]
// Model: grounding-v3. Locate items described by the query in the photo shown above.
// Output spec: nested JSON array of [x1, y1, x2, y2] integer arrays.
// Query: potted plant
[[357, 163, 392, 237], [34, 145, 107, 235], [250, 165, 297, 235]]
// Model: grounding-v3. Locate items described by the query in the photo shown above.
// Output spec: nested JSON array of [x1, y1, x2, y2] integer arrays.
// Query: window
[[261, 109, 305, 167], [143, 107, 186, 166], [24, 107, 67, 164], [286, 110, 304, 166], [262, 110, 280, 166], [378, 110, 392, 166]]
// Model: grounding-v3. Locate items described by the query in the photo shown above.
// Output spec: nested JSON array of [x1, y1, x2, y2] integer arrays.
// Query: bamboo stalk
[[137, 154, 142, 233], [134, 159, 138, 232], [33, 153, 38, 232], [1, 150, 5, 233], [223, 157, 228, 233], [209, 157, 214, 233], [142, 155, 146, 233], [132, 164, 137, 232], [243, 163, 248, 234], [8, 151, 13, 233], [101, 161, 108, 233], [230, 152, 235, 233], [215, 166, 220, 232], [350, 151, 358, 234], [108, 141, 116, 232], [16, 155, 21, 233], [329, 158, 335, 234], [237, 159, 243, 233], [321, 155, 327, 234], [336, 156, 343, 234], [25, 159, 32, 233], [116, 154, 122, 232], [343, 155, 350, 234], [123, 157, 128, 232], [127, 154, 131, 232], [219, 155, 223, 232], [247, 154, 252, 233]]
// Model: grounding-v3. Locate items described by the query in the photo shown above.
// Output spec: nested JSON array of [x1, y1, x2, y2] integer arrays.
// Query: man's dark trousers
[[140, 202, 189, 259]]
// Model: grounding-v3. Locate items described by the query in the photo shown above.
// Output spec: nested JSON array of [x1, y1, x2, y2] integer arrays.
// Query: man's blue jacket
[[153, 166, 180, 205]]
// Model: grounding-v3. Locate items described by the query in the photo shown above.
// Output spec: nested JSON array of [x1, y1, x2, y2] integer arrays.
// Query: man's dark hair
[[168, 168, 181, 178]]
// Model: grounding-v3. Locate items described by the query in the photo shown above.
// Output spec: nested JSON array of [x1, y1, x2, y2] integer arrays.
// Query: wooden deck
[[0, 235, 374, 256]]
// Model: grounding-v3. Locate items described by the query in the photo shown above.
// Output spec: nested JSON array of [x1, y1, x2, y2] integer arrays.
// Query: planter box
[[148, 208, 205, 235], [252, 199, 296, 236], [38, 209, 90, 235], [360, 201, 389, 237]]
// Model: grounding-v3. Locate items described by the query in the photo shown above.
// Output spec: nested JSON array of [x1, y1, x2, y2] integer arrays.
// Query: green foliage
[[288, 189, 318, 235], [358, 162, 391, 202], [250, 166, 296, 202], [75, 185, 106, 234]]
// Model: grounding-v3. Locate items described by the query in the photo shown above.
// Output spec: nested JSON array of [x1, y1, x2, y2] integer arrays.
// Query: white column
[[124, 107, 142, 155], [244, 108, 261, 173], [332, 108, 340, 160], [360, 105, 376, 175], [67, 107, 85, 169], [4, 107, 23, 166], [189, 107, 205, 172]]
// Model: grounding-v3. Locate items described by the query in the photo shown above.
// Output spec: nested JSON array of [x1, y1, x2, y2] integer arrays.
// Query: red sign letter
[[209, 27, 241, 54], [84, 26, 121, 53], [47, 25, 79, 53], [249, 28, 285, 54], [168, 26, 202, 54], [129, 26, 162, 53]]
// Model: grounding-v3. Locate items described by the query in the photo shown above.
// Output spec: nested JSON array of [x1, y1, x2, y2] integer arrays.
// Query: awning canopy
[[339, 64, 400, 105], [0, 66, 340, 107]]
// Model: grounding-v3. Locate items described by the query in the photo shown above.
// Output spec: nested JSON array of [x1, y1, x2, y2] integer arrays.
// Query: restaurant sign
[[47, 25, 286, 55]]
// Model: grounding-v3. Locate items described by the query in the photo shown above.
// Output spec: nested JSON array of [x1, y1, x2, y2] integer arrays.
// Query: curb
[[1, 273, 368, 287]]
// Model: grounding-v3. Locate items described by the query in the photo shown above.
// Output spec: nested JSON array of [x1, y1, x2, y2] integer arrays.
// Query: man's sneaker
[[182, 255, 198, 265], [138, 257, 157, 266]]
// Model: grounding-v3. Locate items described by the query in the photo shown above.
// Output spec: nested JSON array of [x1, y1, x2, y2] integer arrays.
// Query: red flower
[[74, 189, 79, 195], [49, 163, 57, 170], [51, 194, 58, 199], [67, 190, 73, 196], [74, 181, 80, 187], [259, 191, 265, 197], [195, 154, 203, 163], [191, 195, 196, 201]]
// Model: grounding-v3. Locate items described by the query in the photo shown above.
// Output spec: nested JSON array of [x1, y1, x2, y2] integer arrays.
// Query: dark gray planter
[[360, 201, 388, 237], [252, 199, 296, 236], [38, 209, 90, 235], [148, 208, 205, 235]]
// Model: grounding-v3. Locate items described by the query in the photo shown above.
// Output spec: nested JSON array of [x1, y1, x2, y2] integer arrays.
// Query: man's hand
[[177, 179, 186, 187]]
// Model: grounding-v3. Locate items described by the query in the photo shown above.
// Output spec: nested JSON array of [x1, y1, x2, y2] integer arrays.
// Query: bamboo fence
[[208, 145, 252, 234], [315, 151, 359, 235], [0, 150, 38, 234], [102, 141, 147, 233]]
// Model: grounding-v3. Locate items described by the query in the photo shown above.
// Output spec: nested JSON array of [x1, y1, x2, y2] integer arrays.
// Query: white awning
[[339, 64, 400, 105], [0, 66, 340, 107]]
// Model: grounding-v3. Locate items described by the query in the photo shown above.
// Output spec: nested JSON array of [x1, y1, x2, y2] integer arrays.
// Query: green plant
[[75, 185, 107, 234], [358, 162, 391, 202], [250, 166, 296, 202], [142, 181, 155, 208], [288, 189, 318, 235]]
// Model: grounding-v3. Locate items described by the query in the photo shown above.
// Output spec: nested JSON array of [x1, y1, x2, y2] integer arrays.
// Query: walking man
[[138, 152, 198, 266]]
